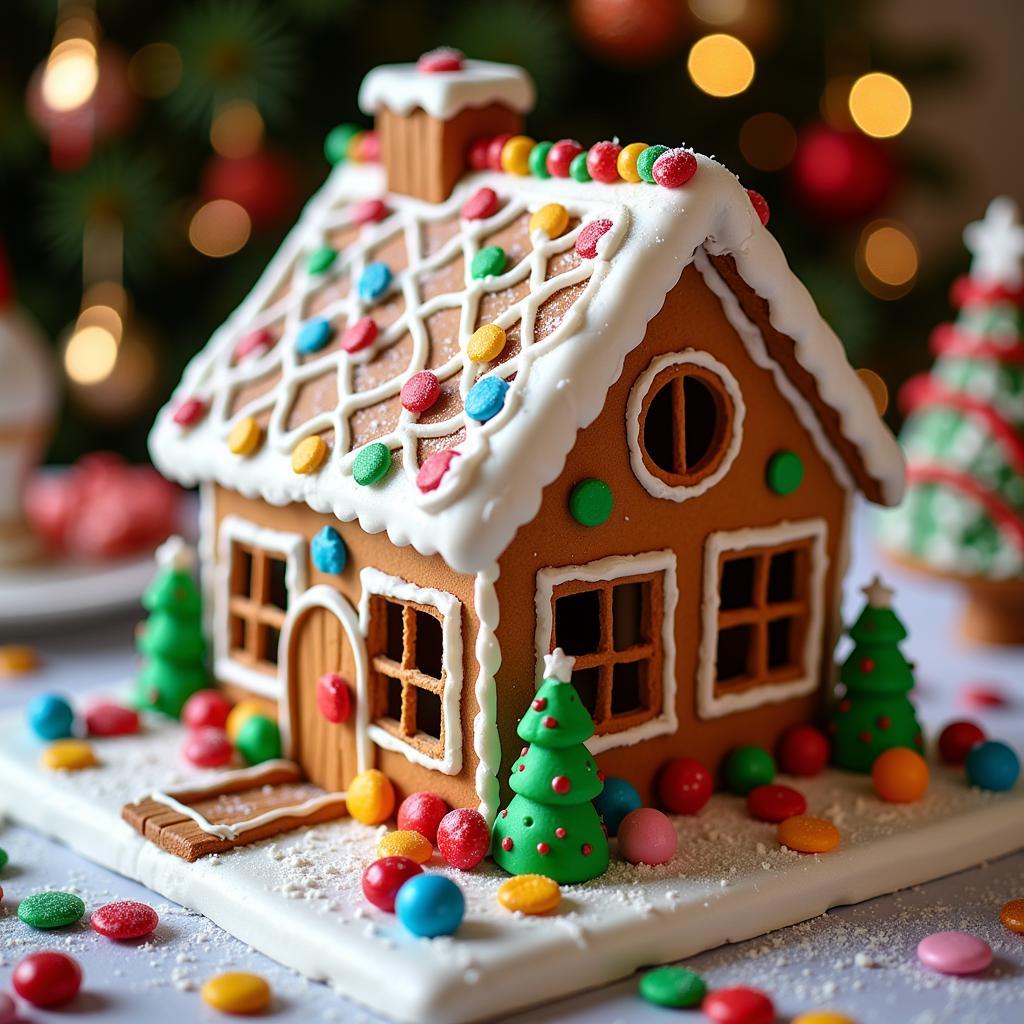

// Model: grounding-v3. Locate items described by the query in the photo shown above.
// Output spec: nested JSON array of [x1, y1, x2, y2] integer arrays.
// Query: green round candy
[[637, 144, 669, 184], [353, 442, 392, 486], [529, 141, 553, 178], [724, 745, 776, 796], [307, 246, 337, 275], [569, 478, 613, 527], [471, 245, 507, 280], [0, 846, 7, 870], [767, 450, 804, 495], [569, 151, 591, 182], [235, 714, 282, 766], [324, 123, 359, 165], [639, 966, 706, 1009], [18, 890, 86, 929]]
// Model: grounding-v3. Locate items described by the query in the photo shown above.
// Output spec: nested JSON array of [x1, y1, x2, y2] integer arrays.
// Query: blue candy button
[[311, 526, 347, 574], [296, 317, 332, 355], [359, 261, 392, 302], [465, 376, 510, 423], [27, 693, 75, 741], [395, 873, 465, 938]]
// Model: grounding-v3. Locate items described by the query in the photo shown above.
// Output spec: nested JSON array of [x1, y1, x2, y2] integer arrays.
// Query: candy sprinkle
[[467, 323, 507, 363], [351, 197, 389, 225], [378, 829, 433, 865], [171, 398, 206, 428], [747, 188, 771, 225], [307, 245, 337, 274], [587, 141, 622, 183], [18, 890, 86, 929], [352, 442, 392, 486]]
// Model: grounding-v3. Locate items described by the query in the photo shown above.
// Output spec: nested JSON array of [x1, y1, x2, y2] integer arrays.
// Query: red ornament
[[702, 986, 775, 1024], [85, 701, 139, 737], [536, 841, 550, 855], [838, 699, 851, 713], [859, 657, 876, 673], [938, 720, 986, 766], [877, 715, 892, 730], [487, 133, 514, 171], [546, 139, 584, 178], [342, 316, 379, 354], [532, 697, 548, 711], [182, 726, 233, 768], [468, 136, 492, 171], [777, 724, 830, 777], [12, 951, 83, 1007], [90, 900, 159, 940], [172, 398, 207, 428], [436, 808, 490, 870], [397, 791, 450, 844], [651, 148, 697, 189], [501, 836, 514, 851], [575, 218, 614, 259], [581, 842, 593, 855], [201, 149, 299, 229], [416, 449, 460, 493], [555, 827, 567, 838], [858, 730, 873, 745], [746, 783, 807, 823], [234, 327, 273, 362], [542, 715, 558, 729], [657, 756, 713, 815], [570, 0, 683, 66], [747, 189, 770, 226], [551, 775, 572, 794], [586, 141, 622, 183], [417, 48, 465, 74], [362, 856, 422, 912], [401, 371, 441, 413], [182, 690, 232, 731], [461, 186, 499, 220], [352, 198, 389, 225], [316, 673, 351, 724]]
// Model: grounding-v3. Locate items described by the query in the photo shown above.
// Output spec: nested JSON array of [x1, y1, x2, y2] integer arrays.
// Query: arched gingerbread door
[[283, 586, 368, 792]]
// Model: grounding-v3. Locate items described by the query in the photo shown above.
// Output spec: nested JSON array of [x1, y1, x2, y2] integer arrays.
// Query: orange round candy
[[872, 747, 929, 803], [378, 829, 433, 865], [777, 814, 840, 854], [1000, 899, 1024, 934]]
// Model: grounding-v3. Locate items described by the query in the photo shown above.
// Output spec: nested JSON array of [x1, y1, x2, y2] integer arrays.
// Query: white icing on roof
[[149, 157, 905, 575], [358, 60, 535, 120]]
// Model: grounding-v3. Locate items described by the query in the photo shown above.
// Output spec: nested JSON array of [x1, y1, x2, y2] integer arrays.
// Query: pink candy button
[[917, 931, 993, 975]]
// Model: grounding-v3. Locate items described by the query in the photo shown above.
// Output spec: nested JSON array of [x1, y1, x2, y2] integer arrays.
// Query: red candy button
[[12, 951, 82, 1007], [342, 316, 379, 354], [747, 188, 770, 225], [234, 327, 272, 361], [85, 702, 139, 737], [657, 756, 713, 815], [183, 726, 233, 768], [172, 398, 207, 427], [401, 370, 441, 413], [437, 807, 490, 870], [777, 724, 830, 777], [398, 791, 450, 844], [362, 856, 423, 912], [417, 449, 460, 493], [746, 783, 807, 823], [546, 139, 583, 178], [316, 672, 351, 724], [938, 720, 986, 766], [468, 136, 491, 171], [575, 218, 614, 260], [962, 684, 1007, 709], [91, 900, 159, 940], [652, 148, 697, 188], [586, 141, 622, 183], [487, 133, 514, 171], [461, 186, 499, 221], [182, 689, 232, 731], [702, 986, 775, 1024], [417, 48, 464, 73], [352, 198, 389, 225]]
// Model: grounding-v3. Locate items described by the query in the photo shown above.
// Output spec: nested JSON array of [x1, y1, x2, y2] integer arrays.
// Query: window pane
[[571, 666, 600, 717], [716, 624, 754, 682], [381, 674, 403, 723], [383, 600, 405, 662], [611, 660, 646, 716], [555, 589, 602, 655], [232, 547, 253, 597], [612, 582, 646, 650], [228, 614, 245, 652], [414, 686, 442, 741], [266, 556, 289, 611], [767, 617, 797, 671], [682, 374, 720, 470], [261, 624, 281, 665], [720, 556, 756, 611], [414, 609, 444, 679], [767, 550, 798, 603], [643, 379, 679, 474]]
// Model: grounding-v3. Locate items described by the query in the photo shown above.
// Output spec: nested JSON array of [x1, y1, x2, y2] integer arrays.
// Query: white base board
[[2, 703, 1023, 1024]]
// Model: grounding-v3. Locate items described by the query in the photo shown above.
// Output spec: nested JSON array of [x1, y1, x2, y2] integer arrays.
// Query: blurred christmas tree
[[1, 0, 964, 463]]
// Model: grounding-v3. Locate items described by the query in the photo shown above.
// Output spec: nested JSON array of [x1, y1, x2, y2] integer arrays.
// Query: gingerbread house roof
[[149, 155, 904, 575]]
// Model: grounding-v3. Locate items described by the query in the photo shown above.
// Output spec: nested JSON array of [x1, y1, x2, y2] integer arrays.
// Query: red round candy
[[436, 807, 490, 870], [172, 398, 207, 427], [182, 726, 233, 768], [777, 724, 830, 777], [551, 775, 571, 794], [417, 449, 460, 493], [362, 855, 422, 912], [351, 198, 389, 225], [85, 701, 139, 737], [746, 783, 807, 823], [702, 986, 775, 1024], [468, 136, 492, 171], [546, 139, 583, 178], [487, 133, 514, 171], [234, 327, 272, 361], [316, 672, 351, 724], [461, 186, 499, 221], [397, 791, 450, 844], [90, 900, 159, 940], [417, 48, 464, 73], [182, 690, 232, 731], [586, 141, 622, 183], [938, 720, 986, 766], [13, 951, 83, 1007], [342, 316, 379, 354], [652, 147, 697, 188], [747, 188, 770, 225], [657, 756, 713, 815], [962, 684, 1007, 709], [575, 218, 614, 260], [353, 131, 380, 163], [401, 370, 441, 413]]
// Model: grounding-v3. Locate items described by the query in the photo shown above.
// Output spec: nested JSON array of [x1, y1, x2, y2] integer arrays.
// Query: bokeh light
[[857, 221, 919, 298], [189, 200, 252, 257], [688, 0, 747, 25], [687, 34, 755, 98], [848, 72, 912, 138], [211, 100, 265, 159], [64, 324, 118, 385], [41, 38, 99, 112], [127, 42, 182, 98], [739, 112, 797, 171]]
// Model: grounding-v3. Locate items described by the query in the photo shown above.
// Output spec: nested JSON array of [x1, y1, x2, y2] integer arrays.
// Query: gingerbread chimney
[[358, 50, 535, 204]]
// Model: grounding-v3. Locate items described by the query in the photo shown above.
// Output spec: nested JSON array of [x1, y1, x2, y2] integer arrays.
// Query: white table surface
[[1, 504, 1023, 1023]]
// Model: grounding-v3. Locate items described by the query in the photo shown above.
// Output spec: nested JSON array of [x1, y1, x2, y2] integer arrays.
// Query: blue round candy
[[311, 525, 347, 574], [296, 317, 332, 355], [359, 261, 392, 302], [593, 776, 642, 837], [27, 693, 75, 741], [395, 873, 465, 938], [965, 740, 1020, 792], [465, 376, 510, 423]]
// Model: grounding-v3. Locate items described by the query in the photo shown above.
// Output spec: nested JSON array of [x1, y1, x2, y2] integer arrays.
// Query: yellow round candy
[[226, 699, 274, 743], [291, 435, 328, 475], [617, 142, 648, 183], [529, 203, 569, 240], [41, 739, 97, 772], [378, 829, 433, 865], [228, 416, 262, 457], [792, 1013, 858, 1024], [497, 874, 561, 916], [500, 135, 535, 176], [467, 323, 507, 363], [0, 644, 38, 676], [347, 768, 395, 825], [777, 814, 841, 854], [201, 971, 271, 1014]]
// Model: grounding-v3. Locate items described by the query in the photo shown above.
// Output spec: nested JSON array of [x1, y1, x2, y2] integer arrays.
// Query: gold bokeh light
[[64, 324, 119, 385], [848, 72, 912, 139], [858, 221, 919, 298], [687, 34, 755, 98], [189, 200, 252, 258], [41, 38, 99, 112]]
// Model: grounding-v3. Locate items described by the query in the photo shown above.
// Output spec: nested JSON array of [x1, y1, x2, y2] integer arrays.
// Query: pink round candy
[[182, 690, 232, 731], [617, 807, 678, 865], [91, 900, 159, 940], [417, 449, 460, 493], [436, 808, 490, 870], [352, 198, 389, 225], [172, 398, 207, 427], [461, 186, 499, 221], [234, 327, 272, 361], [342, 316, 378, 354], [0, 992, 15, 1024], [183, 726, 233, 768], [85, 701, 139, 737], [652, 148, 697, 189], [575, 218, 613, 260], [401, 371, 441, 413], [917, 931, 992, 975]]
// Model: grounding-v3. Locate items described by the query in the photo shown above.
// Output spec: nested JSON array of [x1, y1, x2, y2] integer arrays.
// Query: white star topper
[[963, 197, 1024, 288], [544, 647, 575, 683], [155, 534, 194, 572], [861, 574, 894, 610]]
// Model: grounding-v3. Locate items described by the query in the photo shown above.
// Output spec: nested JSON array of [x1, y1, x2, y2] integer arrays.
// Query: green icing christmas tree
[[829, 576, 923, 773], [492, 649, 609, 884], [134, 536, 207, 718]]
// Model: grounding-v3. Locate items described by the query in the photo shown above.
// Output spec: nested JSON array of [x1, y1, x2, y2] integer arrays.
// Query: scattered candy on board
[[362, 856, 423, 912], [437, 807, 490, 870], [746, 783, 807, 823], [702, 985, 775, 1024], [17, 890, 86, 929], [12, 950, 83, 1007], [0, 846, 7, 869], [792, 1013, 857, 1024], [397, 791, 450, 844], [347, 768, 396, 825], [395, 873, 465, 938], [657, 756, 713, 815], [937, 720, 986, 766], [617, 808, 678, 866], [234, 713, 282, 765], [965, 740, 1020, 792], [916, 930, 993, 975], [201, 971, 272, 1014], [0, 643, 38, 677], [1000, 898, 1024, 934], [777, 724, 830, 777], [84, 701, 139, 736], [638, 966, 706, 1009], [593, 775, 642, 836], [226, 699, 271, 742], [90, 900, 159, 940], [183, 726, 233, 768], [378, 830, 433, 865], [182, 689, 233, 731], [26, 692, 74, 740], [724, 745, 776, 796], [960, 683, 1008, 710], [496, 874, 561, 916], [777, 815, 841, 854], [871, 747, 929, 803], [40, 738, 98, 771]]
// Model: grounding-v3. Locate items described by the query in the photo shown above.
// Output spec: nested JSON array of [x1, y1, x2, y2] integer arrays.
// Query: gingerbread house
[[149, 56, 905, 817]]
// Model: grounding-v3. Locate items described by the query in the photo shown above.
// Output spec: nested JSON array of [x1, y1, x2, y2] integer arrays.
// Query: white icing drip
[[472, 565, 502, 824], [358, 60, 535, 120]]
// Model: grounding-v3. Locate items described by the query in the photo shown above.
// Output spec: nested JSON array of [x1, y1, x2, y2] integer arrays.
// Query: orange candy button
[[872, 747, 929, 803], [378, 829, 433, 865], [1000, 899, 1024, 934], [497, 874, 561, 915], [777, 814, 840, 854]]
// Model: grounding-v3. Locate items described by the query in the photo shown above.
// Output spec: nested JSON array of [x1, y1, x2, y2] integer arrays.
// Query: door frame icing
[[279, 584, 372, 778]]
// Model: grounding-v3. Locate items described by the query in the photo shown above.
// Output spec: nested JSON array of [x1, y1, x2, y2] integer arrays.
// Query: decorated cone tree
[[492, 649, 609, 884], [135, 536, 207, 718], [829, 576, 923, 772]]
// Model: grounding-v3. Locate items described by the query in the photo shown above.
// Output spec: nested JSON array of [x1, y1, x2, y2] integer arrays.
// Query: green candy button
[[767, 450, 804, 495], [471, 245, 507, 280], [0, 846, 7, 870], [307, 246, 337, 275], [569, 151, 591, 182], [18, 890, 86, 929], [529, 141, 553, 178], [324, 123, 359, 165], [570, 478, 613, 527], [353, 442, 392, 486], [639, 966, 707, 1009]]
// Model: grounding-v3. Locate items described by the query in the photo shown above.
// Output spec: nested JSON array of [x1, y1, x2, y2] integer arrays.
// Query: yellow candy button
[[617, 142, 648, 183], [467, 323, 507, 363], [792, 1013, 858, 1024], [500, 135, 535, 176], [226, 699, 274, 743], [347, 768, 395, 825], [777, 814, 841, 854], [378, 829, 433, 865], [228, 416, 262, 457], [291, 435, 328, 475], [201, 971, 271, 1014], [497, 874, 561, 916], [529, 203, 569, 240], [41, 739, 97, 772], [0, 644, 38, 677]]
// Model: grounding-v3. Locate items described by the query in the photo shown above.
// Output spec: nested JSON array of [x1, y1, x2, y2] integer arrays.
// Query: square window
[[716, 624, 754, 683], [414, 687, 442, 741], [612, 582, 646, 650], [260, 624, 281, 665], [228, 613, 245, 652], [414, 609, 444, 679], [232, 548, 253, 598], [383, 599, 405, 663], [555, 589, 602, 655], [381, 674, 403, 723], [611, 660, 646, 716], [767, 617, 796, 671], [767, 550, 798, 603], [720, 556, 756, 610], [266, 557, 289, 611], [571, 666, 600, 716]]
